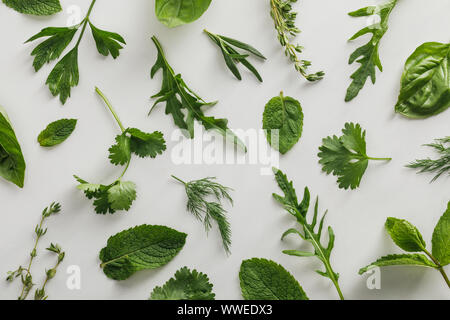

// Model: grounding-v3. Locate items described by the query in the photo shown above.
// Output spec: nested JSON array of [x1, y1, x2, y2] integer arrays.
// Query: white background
[[0, 0, 449, 300]]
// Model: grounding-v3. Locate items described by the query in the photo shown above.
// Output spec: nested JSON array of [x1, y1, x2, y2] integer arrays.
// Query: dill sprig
[[172, 175, 233, 254], [407, 137, 450, 182], [270, 0, 324, 82]]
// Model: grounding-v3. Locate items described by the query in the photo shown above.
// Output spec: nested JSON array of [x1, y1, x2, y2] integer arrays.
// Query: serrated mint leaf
[[263, 92, 303, 154], [359, 254, 437, 274], [432, 202, 450, 266], [395, 42, 450, 118], [100, 225, 187, 280], [385, 217, 426, 252], [107, 180, 136, 211], [89, 22, 126, 59], [3, 0, 62, 16], [150, 267, 215, 300], [126, 128, 166, 159], [38, 118, 77, 147], [239, 258, 308, 300], [0, 106, 26, 188], [108, 133, 131, 166], [155, 0, 212, 28]]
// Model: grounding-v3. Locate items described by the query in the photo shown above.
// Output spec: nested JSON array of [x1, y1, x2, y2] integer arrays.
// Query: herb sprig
[[269, 0, 324, 82]]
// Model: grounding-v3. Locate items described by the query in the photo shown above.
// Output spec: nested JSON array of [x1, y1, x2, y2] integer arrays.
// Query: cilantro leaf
[[100, 225, 187, 280], [318, 123, 391, 190], [37, 118, 77, 147], [239, 258, 308, 300], [107, 180, 136, 212], [150, 267, 215, 300], [127, 128, 166, 159], [346, 0, 398, 101], [89, 22, 126, 59], [3, 0, 62, 16], [108, 133, 131, 166]]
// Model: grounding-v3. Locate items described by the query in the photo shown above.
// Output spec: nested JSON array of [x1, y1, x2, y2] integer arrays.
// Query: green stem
[[367, 157, 392, 161], [75, 0, 97, 48], [95, 87, 126, 133], [423, 249, 450, 289], [171, 175, 187, 185]]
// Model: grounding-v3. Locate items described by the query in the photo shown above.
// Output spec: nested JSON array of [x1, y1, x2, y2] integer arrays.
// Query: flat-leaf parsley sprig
[[26, 0, 126, 104], [269, 0, 324, 82], [74, 87, 166, 214]]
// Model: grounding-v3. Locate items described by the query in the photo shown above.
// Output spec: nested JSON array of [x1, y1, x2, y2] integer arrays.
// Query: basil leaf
[[432, 202, 450, 266], [38, 119, 77, 147], [263, 92, 303, 154], [155, 0, 212, 28], [395, 42, 450, 118], [0, 106, 26, 188], [385, 217, 426, 252]]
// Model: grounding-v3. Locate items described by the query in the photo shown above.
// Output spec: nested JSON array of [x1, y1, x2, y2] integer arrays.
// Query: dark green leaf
[[359, 254, 437, 274], [126, 128, 166, 159], [37, 119, 77, 147], [385, 217, 426, 252], [3, 0, 62, 16], [89, 22, 126, 59]]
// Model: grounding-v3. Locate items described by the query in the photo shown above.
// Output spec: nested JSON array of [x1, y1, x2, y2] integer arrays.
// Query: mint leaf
[[108, 133, 131, 166], [3, 0, 62, 16], [385, 217, 426, 252], [107, 180, 136, 212], [395, 42, 450, 118], [127, 128, 166, 159], [239, 258, 308, 300], [263, 92, 303, 154], [432, 202, 450, 266], [155, 0, 212, 28], [99, 225, 187, 280], [359, 254, 437, 274], [89, 22, 126, 59], [37, 119, 77, 147], [150, 267, 215, 300], [0, 106, 26, 188]]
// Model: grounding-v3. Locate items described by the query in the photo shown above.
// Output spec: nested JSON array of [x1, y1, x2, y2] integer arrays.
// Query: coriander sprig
[[172, 175, 233, 254], [269, 0, 324, 82]]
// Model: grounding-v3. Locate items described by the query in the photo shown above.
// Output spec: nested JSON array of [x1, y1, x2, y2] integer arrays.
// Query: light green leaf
[[38, 119, 77, 147], [239, 258, 308, 300], [107, 180, 136, 211], [155, 0, 212, 28], [359, 254, 437, 274], [432, 202, 450, 266], [100, 225, 187, 280], [3, 0, 62, 16], [108, 133, 131, 166], [385, 217, 426, 252]]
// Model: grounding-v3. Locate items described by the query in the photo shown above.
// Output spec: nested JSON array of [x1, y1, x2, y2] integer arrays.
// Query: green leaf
[[263, 92, 303, 154], [108, 133, 131, 166], [0, 106, 26, 188], [385, 217, 426, 252], [150, 267, 215, 300], [395, 42, 450, 118], [99, 225, 187, 280], [45, 47, 79, 105], [155, 0, 212, 28], [346, 0, 398, 101], [219, 35, 266, 60], [89, 22, 126, 59], [26, 27, 78, 72], [37, 119, 77, 147], [107, 180, 136, 212], [359, 254, 437, 274], [3, 0, 62, 16], [126, 128, 166, 159], [239, 258, 308, 300], [432, 202, 450, 266]]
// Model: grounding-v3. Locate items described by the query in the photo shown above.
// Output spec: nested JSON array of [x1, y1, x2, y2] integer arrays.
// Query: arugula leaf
[[395, 42, 450, 118], [0, 106, 26, 188], [385, 217, 426, 252], [150, 267, 215, 300], [407, 137, 450, 182], [432, 202, 450, 267], [3, 0, 61, 16], [272, 168, 344, 300], [263, 92, 303, 154], [239, 258, 308, 300], [99, 225, 187, 280], [204, 29, 265, 82], [155, 0, 212, 28], [37, 119, 77, 147], [318, 123, 391, 190], [359, 254, 438, 275], [346, 0, 398, 101], [150, 36, 246, 151], [26, 0, 126, 104]]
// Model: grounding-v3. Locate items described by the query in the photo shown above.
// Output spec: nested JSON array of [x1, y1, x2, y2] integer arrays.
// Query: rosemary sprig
[[269, 0, 324, 82], [34, 244, 65, 300], [172, 175, 233, 254], [407, 137, 450, 182]]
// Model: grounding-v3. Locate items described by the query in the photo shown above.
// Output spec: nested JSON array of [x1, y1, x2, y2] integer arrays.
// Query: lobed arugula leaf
[[3, 0, 61, 16], [155, 0, 212, 28], [99, 225, 187, 280], [37, 118, 77, 147], [346, 0, 398, 101], [239, 258, 308, 300], [318, 123, 391, 190], [263, 92, 303, 154], [150, 267, 215, 300]]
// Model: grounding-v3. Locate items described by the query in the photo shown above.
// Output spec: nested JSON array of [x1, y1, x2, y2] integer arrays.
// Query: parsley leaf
[[3, 0, 62, 16], [37, 118, 77, 147], [150, 36, 246, 151], [89, 22, 126, 59], [346, 0, 398, 101], [150, 267, 215, 300], [318, 123, 391, 190]]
